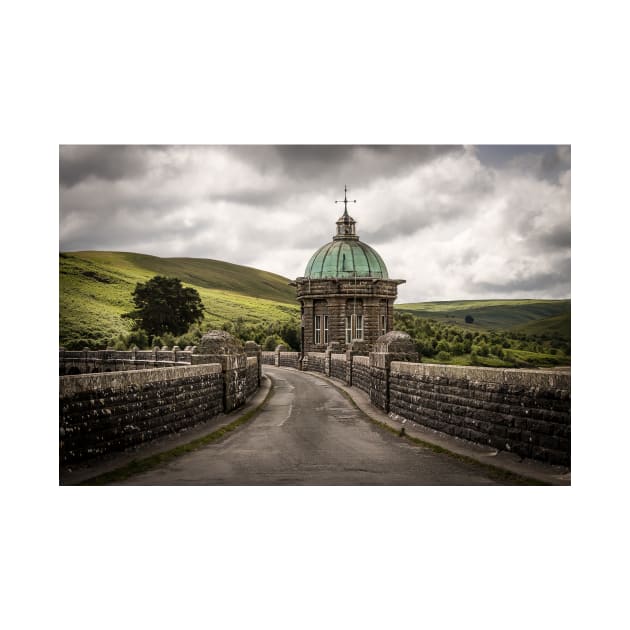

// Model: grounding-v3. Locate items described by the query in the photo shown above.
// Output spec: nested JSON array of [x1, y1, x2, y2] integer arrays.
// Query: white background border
[[3, 1, 628, 628]]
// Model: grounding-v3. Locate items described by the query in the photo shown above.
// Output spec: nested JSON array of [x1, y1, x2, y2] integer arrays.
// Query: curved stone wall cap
[[198, 330, 244, 354], [244, 340, 261, 349], [377, 331, 412, 343], [374, 330, 417, 353]]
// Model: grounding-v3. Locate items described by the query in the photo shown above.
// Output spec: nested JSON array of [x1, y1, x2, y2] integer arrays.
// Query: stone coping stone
[[390, 361, 571, 389], [331, 353, 346, 360], [353, 355, 369, 365], [60, 363, 222, 397], [307, 352, 326, 358]]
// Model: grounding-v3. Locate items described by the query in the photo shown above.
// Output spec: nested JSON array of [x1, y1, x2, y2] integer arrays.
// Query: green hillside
[[60, 251, 571, 367], [60, 251, 299, 348], [395, 299, 571, 338]]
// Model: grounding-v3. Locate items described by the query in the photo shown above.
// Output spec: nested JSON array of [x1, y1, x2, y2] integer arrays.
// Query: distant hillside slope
[[60, 251, 298, 347], [395, 299, 571, 338]]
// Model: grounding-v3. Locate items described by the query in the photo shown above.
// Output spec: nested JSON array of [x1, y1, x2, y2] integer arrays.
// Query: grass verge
[[77, 378, 275, 486]]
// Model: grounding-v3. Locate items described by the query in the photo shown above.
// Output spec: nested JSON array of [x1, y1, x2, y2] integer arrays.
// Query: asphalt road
[[117, 366, 501, 485]]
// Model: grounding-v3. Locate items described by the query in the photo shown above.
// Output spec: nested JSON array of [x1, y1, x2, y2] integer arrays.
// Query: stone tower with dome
[[291, 187, 405, 353]]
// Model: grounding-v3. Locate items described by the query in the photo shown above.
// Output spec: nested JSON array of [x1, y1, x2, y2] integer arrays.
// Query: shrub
[[436, 339, 450, 353], [436, 350, 451, 362], [263, 335, 285, 351]]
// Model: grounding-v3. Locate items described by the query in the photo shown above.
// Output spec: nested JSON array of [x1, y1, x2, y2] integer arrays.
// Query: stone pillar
[[244, 340, 262, 386], [172, 345, 180, 363], [194, 331, 248, 413], [325, 341, 341, 376], [274, 344, 287, 367], [369, 332, 418, 413]]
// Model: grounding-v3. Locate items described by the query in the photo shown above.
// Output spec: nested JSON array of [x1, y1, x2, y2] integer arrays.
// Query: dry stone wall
[[59, 332, 261, 465], [330, 354, 346, 381], [351, 355, 370, 393], [59, 348, 195, 375], [246, 357, 259, 399], [60, 364, 223, 464], [306, 352, 326, 374], [279, 352, 299, 369], [388, 362, 570, 466]]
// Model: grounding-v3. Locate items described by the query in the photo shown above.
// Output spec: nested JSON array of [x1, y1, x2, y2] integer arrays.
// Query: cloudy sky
[[59, 145, 570, 302]]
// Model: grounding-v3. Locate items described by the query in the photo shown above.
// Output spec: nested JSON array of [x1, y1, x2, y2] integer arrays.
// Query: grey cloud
[[476, 145, 570, 185], [362, 204, 469, 243], [539, 224, 571, 251], [59, 145, 168, 188], [470, 258, 571, 295], [228, 145, 463, 186]]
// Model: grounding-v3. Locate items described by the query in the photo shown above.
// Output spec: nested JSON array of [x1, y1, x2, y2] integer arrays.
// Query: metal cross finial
[[335, 185, 356, 216]]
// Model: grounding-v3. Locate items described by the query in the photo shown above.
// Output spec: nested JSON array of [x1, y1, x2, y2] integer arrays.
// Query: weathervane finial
[[335, 185, 357, 216]]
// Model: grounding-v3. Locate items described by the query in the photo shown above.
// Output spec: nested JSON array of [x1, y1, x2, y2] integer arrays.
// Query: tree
[[124, 276, 204, 337]]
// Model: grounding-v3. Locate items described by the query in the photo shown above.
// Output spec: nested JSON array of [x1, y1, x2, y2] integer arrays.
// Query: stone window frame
[[355, 314, 364, 340], [345, 314, 364, 343]]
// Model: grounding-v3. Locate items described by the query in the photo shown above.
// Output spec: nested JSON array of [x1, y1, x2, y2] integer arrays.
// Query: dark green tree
[[124, 276, 204, 337]]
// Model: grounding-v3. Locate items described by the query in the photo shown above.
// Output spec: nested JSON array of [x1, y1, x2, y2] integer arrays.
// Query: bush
[[263, 335, 285, 351], [436, 350, 451, 362], [126, 329, 149, 349], [436, 339, 450, 353]]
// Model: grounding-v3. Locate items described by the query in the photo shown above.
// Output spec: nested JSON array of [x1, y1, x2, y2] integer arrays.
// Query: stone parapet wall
[[306, 352, 326, 374], [388, 362, 570, 466], [59, 332, 261, 465], [330, 354, 347, 381], [261, 352, 276, 366], [60, 348, 194, 375], [60, 364, 224, 464], [351, 355, 370, 393], [279, 352, 300, 369], [245, 357, 259, 399]]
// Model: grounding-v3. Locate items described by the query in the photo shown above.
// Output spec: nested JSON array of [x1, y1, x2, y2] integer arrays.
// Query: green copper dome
[[303, 187, 389, 279], [304, 239, 389, 279]]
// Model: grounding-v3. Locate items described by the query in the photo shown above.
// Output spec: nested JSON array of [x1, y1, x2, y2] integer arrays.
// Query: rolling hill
[[60, 251, 299, 348], [60, 251, 571, 353], [395, 299, 571, 338]]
